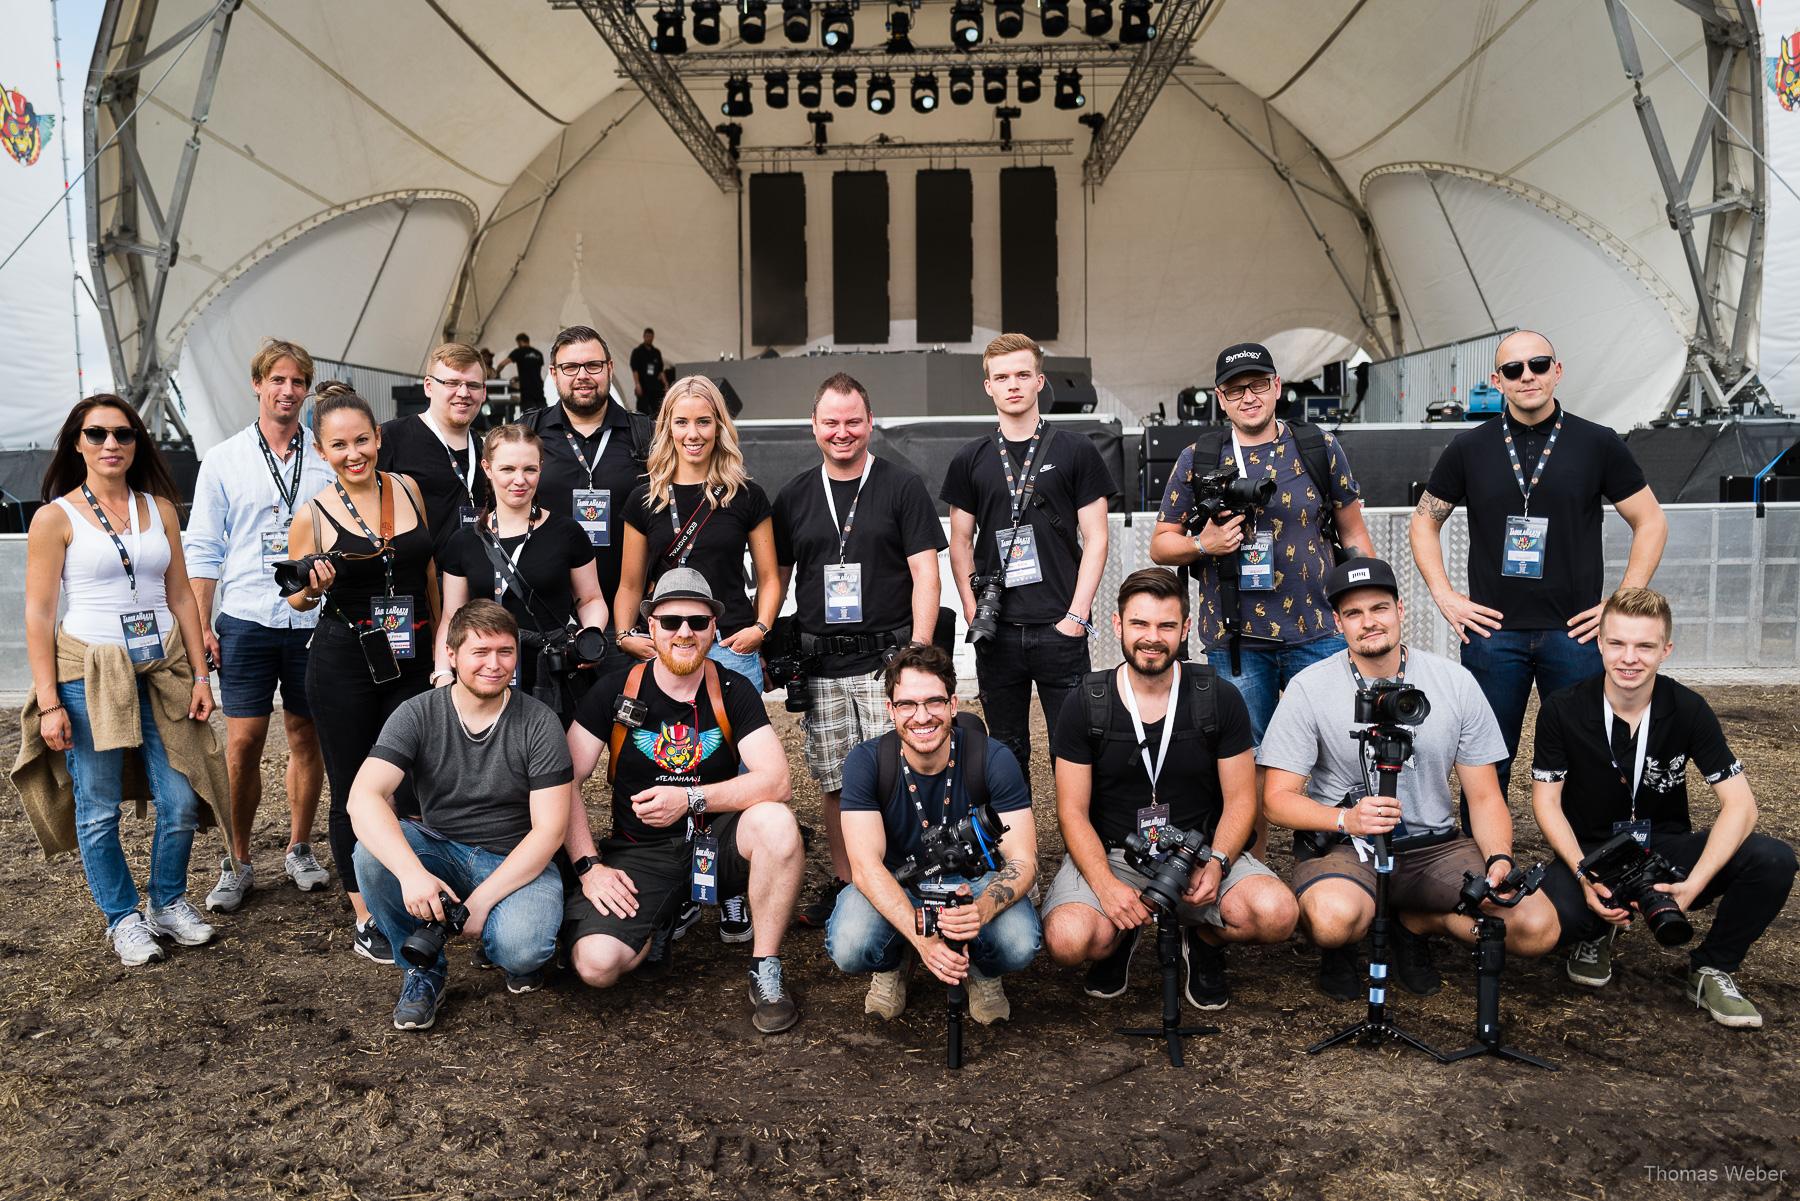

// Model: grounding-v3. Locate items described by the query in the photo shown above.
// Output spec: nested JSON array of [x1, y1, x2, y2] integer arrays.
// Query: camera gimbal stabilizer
[[1115, 828, 1220, 1067], [1441, 862, 1558, 1070]]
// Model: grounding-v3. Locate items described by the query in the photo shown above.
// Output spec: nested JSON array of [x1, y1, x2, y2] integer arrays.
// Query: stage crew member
[[630, 327, 665, 416], [378, 341, 492, 558]]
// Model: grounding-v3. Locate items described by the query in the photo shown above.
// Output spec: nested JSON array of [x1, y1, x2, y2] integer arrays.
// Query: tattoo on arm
[[1414, 491, 1454, 524], [982, 858, 1025, 911]]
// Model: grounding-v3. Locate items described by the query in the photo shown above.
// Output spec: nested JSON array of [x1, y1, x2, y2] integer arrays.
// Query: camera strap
[[1502, 409, 1563, 517], [1117, 662, 1180, 806], [664, 484, 725, 567], [1228, 422, 1280, 538], [1347, 644, 1408, 692], [477, 508, 556, 629], [1601, 695, 1650, 818], [994, 420, 1048, 527], [333, 473, 396, 596]]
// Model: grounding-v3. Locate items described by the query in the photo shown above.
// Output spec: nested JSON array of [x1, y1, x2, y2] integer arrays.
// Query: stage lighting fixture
[[797, 69, 823, 107], [715, 122, 743, 157], [721, 74, 754, 117], [1016, 64, 1041, 103], [651, 3, 687, 54], [765, 70, 790, 108], [1119, 0, 1155, 43], [983, 65, 1008, 103], [821, 3, 854, 50], [693, 0, 722, 44], [911, 71, 939, 112], [738, 0, 768, 43], [1040, 0, 1070, 36], [948, 65, 975, 105], [868, 72, 896, 114], [1053, 68, 1085, 109], [950, 0, 984, 48], [996, 105, 1020, 152], [808, 110, 833, 155], [783, 0, 811, 43], [887, 5, 914, 53], [1083, 1, 1113, 37], [995, 0, 1025, 37], [832, 68, 858, 107]]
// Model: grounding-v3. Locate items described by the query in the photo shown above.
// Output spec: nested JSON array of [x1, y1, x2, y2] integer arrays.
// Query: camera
[[1354, 680, 1431, 726], [1121, 825, 1211, 913], [764, 653, 811, 713], [523, 625, 608, 677], [893, 801, 1007, 886], [1578, 831, 1693, 946], [399, 891, 471, 968], [272, 552, 336, 598], [613, 692, 648, 729], [966, 573, 1006, 645], [1190, 463, 1276, 528], [1454, 861, 1546, 916]]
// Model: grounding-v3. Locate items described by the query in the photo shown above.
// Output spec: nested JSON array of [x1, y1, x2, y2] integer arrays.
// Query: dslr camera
[[965, 573, 1006, 646], [893, 802, 1007, 887], [519, 625, 607, 715], [1578, 831, 1693, 946], [400, 891, 471, 968], [1354, 680, 1431, 726], [272, 552, 337, 598], [1190, 463, 1276, 528], [763, 652, 811, 713], [1121, 825, 1212, 913]]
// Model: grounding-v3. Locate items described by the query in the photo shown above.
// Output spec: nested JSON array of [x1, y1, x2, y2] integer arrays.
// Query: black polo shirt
[[938, 426, 1116, 625], [1531, 674, 1744, 846], [1424, 401, 1648, 630], [377, 413, 490, 558], [518, 401, 648, 605]]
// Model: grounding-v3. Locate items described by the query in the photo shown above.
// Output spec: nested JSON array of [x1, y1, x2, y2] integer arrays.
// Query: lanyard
[[420, 412, 478, 504], [666, 484, 723, 567], [484, 511, 536, 604], [1227, 422, 1279, 535], [995, 421, 1048, 527], [899, 729, 960, 834], [1502, 409, 1563, 517], [562, 418, 614, 489], [1347, 645, 1408, 693], [821, 455, 874, 564], [254, 424, 305, 518], [334, 475, 395, 596], [1601, 695, 1652, 816], [1118, 662, 1180, 804], [80, 484, 143, 600]]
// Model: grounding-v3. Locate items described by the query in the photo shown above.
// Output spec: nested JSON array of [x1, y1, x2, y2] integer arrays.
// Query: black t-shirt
[[1424, 402, 1648, 630], [625, 479, 772, 637], [838, 733, 1032, 872], [504, 346, 546, 404], [772, 457, 947, 677], [519, 401, 647, 606], [938, 426, 1116, 625], [1532, 674, 1743, 846], [377, 414, 490, 558], [630, 344, 664, 393], [439, 512, 596, 634], [574, 661, 771, 845], [1050, 670, 1256, 848]]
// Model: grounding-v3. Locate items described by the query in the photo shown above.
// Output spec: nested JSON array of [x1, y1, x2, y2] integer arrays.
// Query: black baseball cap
[[1325, 555, 1401, 607], [1215, 342, 1277, 387]]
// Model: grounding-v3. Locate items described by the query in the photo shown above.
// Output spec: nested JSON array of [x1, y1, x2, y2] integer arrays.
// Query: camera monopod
[[1442, 862, 1557, 1070], [941, 892, 972, 1070], [1116, 904, 1220, 1067]]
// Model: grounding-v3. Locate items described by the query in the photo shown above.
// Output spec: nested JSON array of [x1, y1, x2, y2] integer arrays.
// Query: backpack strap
[[877, 711, 991, 810], [1082, 668, 1114, 744], [1288, 421, 1342, 555], [704, 659, 734, 750], [606, 661, 649, 784], [1184, 660, 1218, 737], [627, 411, 653, 468]]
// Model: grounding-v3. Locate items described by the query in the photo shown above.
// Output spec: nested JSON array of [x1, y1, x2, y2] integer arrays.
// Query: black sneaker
[[1391, 922, 1442, 996], [639, 924, 672, 980], [671, 900, 702, 942], [748, 956, 799, 1034], [504, 969, 544, 994], [353, 918, 395, 966], [796, 877, 849, 929], [719, 895, 753, 943], [1181, 929, 1230, 1010], [472, 944, 494, 970], [1317, 945, 1362, 1001], [1082, 927, 1138, 999]]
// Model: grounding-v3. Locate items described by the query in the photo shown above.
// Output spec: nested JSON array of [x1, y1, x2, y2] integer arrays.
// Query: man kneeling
[[827, 645, 1041, 1025], [349, 600, 570, 1030], [1043, 569, 1297, 1010], [563, 570, 804, 1034]]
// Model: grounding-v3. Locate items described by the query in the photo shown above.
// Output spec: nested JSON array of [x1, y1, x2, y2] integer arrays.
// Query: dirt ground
[[2, 684, 1798, 1201]]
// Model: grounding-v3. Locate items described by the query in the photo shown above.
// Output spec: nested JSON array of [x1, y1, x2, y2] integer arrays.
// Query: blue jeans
[[1207, 632, 1346, 744], [825, 873, 1043, 977], [353, 822, 563, 977], [709, 641, 765, 690], [1460, 628, 1603, 799], [58, 679, 203, 926]]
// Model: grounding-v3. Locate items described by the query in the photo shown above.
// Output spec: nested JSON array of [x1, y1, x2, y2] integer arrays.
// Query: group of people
[[14, 325, 1794, 1040]]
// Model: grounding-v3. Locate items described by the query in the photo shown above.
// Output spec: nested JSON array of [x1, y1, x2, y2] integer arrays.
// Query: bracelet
[[753, 620, 771, 636], [1064, 612, 1093, 633], [430, 669, 453, 683], [193, 675, 211, 685], [38, 703, 64, 717], [1485, 853, 1516, 871]]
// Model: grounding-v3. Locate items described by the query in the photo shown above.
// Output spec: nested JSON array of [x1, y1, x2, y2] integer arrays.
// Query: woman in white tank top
[[23, 396, 223, 966]]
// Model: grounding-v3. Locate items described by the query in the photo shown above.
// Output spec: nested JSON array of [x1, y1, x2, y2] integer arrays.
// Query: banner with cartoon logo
[[1761, 0, 1800, 411]]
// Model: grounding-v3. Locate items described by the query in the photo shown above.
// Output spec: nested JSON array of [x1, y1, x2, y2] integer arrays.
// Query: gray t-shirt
[[370, 688, 574, 856], [1255, 646, 1506, 834]]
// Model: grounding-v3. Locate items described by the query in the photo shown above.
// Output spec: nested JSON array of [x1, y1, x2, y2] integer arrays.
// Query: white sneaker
[[284, 843, 330, 891], [145, 898, 216, 947], [864, 968, 908, 1020], [109, 911, 167, 966], [967, 970, 1011, 1026], [204, 858, 253, 912]]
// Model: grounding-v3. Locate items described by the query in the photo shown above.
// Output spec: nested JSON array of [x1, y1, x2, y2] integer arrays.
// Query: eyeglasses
[[555, 360, 611, 377], [1497, 356, 1555, 380], [653, 613, 715, 632], [80, 425, 138, 446], [1219, 376, 1276, 403], [890, 696, 951, 718], [428, 374, 485, 395]]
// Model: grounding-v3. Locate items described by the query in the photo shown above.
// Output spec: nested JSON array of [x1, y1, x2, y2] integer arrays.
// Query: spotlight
[[1016, 64, 1041, 103], [1040, 0, 1070, 36], [950, 0, 984, 48], [948, 65, 975, 105], [715, 122, 743, 157], [808, 110, 833, 156], [821, 2, 854, 50], [868, 72, 896, 114], [887, 5, 914, 53], [738, 0, 767, 43], [996, 104, 1020, 152], [1083, 1, 1112, 37], [651, 3, 687, 54], [783, 0, 810, 43], [1119, 0, 1155, 43], [721, 74, 753, 118], [983, 65, 1008, 103], [832, 68, 858, 107], [797, 69, 823, 107], [911, 71, 939, 112], [995, 0, 1025, 37], [1053, 68, 1085, 109], [765, 70, 790, 108], [692, 0, 722, 44]]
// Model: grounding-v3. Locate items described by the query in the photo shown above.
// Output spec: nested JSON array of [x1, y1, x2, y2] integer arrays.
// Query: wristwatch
[[753, 620, 771, 636], [573, 854, 603, 877], [686, 785, 707, 818]]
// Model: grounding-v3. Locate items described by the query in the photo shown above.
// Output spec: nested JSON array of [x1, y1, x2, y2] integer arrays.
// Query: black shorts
[[562, 812, 750, 953]]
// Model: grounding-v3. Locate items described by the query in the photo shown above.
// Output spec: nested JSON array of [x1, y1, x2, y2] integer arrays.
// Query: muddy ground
[[2, 685, 1797, 1201]]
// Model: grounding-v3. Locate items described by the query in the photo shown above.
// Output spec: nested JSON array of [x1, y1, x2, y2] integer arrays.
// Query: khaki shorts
[[801, 670, 892, 792], [1042, 847, 1277, 929], [1291, 836, 1487, 914]]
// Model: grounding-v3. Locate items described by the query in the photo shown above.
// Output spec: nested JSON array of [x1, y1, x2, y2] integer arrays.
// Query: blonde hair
[[250, 338, 314, 388], [644, 375, 749, 511], [982, 332, 1043, 376], [426, 341, 482, 374], [1600, 587, 1673, 641]]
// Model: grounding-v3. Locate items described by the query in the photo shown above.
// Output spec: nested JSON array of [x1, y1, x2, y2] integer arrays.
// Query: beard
[[1352, 627, 1399, 659], [658, 640, 705, 676], [458, 670, 510, 700], [1124, 642, 1176, 676], [562, 384, 606, 416]]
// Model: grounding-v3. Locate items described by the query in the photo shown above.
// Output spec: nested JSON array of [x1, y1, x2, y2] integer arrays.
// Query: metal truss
[[85, 0, 239, 445], [735, 137, 1073, 165], [1082, 0, 1212, 186], [669, 43, 1146, 76], [1604, 0, 1770, 418]]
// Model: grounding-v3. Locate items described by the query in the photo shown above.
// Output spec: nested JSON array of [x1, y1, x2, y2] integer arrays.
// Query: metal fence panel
[[1362, 331, 1513, 423]]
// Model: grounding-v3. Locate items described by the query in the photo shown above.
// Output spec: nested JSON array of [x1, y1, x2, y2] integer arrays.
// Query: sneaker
[[1317, 945, 1362, 1002], [671, 900, 702, 942], [719, 895, 753, 944], [748, 956, 799, 1034], [1689, 967, 1762, 1029], [145, 898, 216, 947], [864, 967, 908, 1020], [1082, 927, 1138, 999], [640, 923, 672, 980], [504, 969, 545, 995], [204, 858, 253, 913], [797, 877, 848, 929], [1391, 922, 1442, 997], [109, 911, 168, 966], [392, 968, 445, 1030], [472, 943, 494, 970], [284, 844, 330, 891], [967, 970, 1012, 1026], [1181, 929, 1229, 1011], [353, 918, 395, 965], [1566, 930, 1615, 988]]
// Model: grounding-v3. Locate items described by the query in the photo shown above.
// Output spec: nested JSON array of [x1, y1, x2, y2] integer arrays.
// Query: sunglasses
[[80, 425, 138, 446], [653, 613, 715, 632], [1497, 356, 1555, 381]]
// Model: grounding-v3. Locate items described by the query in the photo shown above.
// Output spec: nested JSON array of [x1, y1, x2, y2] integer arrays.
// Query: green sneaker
[[1689, 967, 1762, 1029], [1565, 930, 1614, 988]]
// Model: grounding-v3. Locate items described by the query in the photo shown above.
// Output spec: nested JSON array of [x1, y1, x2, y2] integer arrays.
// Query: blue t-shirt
[[840, 731, 1032, 872]]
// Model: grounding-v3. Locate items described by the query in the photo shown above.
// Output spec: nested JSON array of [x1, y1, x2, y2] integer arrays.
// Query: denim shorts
[[216, 613, 313, 719]]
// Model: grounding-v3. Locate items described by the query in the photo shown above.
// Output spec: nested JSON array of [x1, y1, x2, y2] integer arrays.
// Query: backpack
[[1187, 421, 1342, 558], [605, 660, 736, 784], [875, 711, 991, 812], [1081, 664, 1218, 749], [521, 402, 652, 470]]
